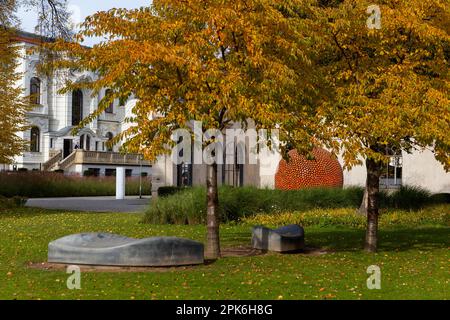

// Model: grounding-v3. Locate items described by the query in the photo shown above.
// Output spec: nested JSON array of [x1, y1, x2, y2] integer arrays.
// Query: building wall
[[189, 162, 260, 187], [340, 150, 450, 193], [12, 39, 128, 171], [402, 149, 450, 194], [151, 155, 176, 193], [341, 157, 367, 188]]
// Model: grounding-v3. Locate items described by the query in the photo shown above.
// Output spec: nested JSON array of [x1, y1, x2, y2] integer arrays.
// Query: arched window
[[85, 135, 91, 151], [30, 127, 40, 152], [72, 89, 83, 126], [79, 134, 85, 150], [79, 134, 91, 151], [106, 132, 114, 152], [30, 77, 41, 105], [105, 89, 114, 113]]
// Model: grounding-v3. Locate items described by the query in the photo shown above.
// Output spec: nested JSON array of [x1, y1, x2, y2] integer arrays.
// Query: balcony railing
[[61, 150, 151, 168]]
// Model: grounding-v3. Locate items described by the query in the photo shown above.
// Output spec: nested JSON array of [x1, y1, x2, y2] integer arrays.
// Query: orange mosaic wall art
[[275, 148, 344, 190]]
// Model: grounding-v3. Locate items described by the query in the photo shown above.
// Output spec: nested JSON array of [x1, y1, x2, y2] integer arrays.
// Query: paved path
[[26, 196, 151, 213]]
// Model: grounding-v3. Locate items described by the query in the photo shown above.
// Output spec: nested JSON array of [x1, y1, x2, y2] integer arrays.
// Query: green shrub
[[0, 172, 151, 198], [387, 186, 432, 210], [146, 187, 205, 224], [157, 186, 187, 197], [144, 186, 365, 224], [430, 193, 450, 204], [144, 184, 445, 225], [0, 196, 27, 209], [242, 205, 450, 228]]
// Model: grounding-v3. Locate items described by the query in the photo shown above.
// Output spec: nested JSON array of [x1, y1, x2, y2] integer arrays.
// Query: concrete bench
[[48, 233, 204, 266], [252, 224, 305, 252]]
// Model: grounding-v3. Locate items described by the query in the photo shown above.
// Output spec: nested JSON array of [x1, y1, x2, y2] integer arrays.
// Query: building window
[[79, 134, 84, 150], [30, 77, 41, 105], [222, 144, 244, 187], [85, 135, 91, 151], [106, 132, 114, 152], [177, 162, 192, 187], [86, 168, 100, 177], [105, 169, 116, 177], [72, 89, 83, 126], [105, 89, 114, 113], [380, 149, 403, 188], [79, 134, 91, 151], [125, 169, 133, 177], [176, 136, 193, 187], [30, 127, 40, 152]]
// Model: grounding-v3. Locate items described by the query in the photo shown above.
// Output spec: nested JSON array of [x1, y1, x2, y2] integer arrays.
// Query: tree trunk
[[364, 158, 382, 253], [358, 187, 368, 215], [205, 163, 220, 259]]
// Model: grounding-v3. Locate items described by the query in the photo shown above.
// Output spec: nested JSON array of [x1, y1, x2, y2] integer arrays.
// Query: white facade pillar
[[116, 167, 126, 200], [151, 155, 176, 198], [90, 93, 98, 130]]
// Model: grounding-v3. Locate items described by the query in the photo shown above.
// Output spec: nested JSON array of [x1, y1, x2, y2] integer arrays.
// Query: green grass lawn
[[0, 207, 448, 300]]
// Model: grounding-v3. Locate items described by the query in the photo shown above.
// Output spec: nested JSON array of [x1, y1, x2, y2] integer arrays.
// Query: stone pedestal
[[252, 224, 305, 252]]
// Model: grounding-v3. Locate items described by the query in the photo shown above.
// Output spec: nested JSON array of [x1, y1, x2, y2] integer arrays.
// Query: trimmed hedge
[[0, 172, 151, 198]]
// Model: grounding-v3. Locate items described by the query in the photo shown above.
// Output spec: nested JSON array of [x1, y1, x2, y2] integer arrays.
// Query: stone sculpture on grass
[[48, 233, 204, 267]]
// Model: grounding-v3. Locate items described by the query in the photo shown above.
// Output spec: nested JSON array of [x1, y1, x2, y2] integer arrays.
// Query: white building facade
[[4, 31, 152, 178], [151, 125, 450, 194]]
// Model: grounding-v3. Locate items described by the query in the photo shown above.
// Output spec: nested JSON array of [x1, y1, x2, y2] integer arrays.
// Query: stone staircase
[[42, 150, 62, 171], [57, 150, 77, 171]]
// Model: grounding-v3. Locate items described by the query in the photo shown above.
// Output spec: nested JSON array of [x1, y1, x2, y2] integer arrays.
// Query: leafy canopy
[[45, 0, 324, 160], [312, 0, 450, 169]]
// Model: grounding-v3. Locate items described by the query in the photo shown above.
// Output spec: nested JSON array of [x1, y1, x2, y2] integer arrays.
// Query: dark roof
[[12, 29, 93, 49], [12, 30, 55, 45]]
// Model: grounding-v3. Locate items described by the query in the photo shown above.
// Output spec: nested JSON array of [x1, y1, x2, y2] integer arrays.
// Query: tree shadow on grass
[[221, 232, 252, 247], [305, 227, 450, 253], [220, 227, 450, 253]]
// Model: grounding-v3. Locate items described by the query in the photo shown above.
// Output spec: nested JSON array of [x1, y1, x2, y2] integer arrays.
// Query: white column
[[116, 167, 126, 200], [90, 93, 98, 130]]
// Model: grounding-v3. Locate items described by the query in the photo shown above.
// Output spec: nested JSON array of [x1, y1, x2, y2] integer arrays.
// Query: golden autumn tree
[[0, 1, 29, 164], [310, 0, 450, 252], [44, 0, 323, 259]]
